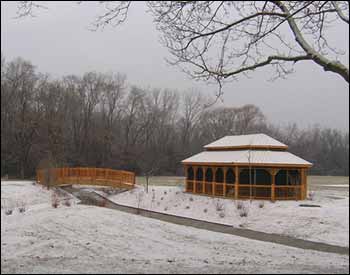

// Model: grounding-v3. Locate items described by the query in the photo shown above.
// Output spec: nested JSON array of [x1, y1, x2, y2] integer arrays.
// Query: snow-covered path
[[105, 185, 349, 247], [1, 181, 349, 274]]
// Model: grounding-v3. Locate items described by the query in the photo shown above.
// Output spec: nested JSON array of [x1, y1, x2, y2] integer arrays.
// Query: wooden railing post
[[271, 168, 277, 202], [212, 167, 216, 196], [105, 169, 109, 185], [193, 166, 197, 194], [235, 166, 239, 199], [184, 165, 188, 192], [223, 167, 227, 197], [300, 168, 306, 200], [203, 167, 207, 194]]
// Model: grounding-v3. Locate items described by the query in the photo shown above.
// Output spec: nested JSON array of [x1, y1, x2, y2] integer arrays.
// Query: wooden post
[[223, 167, 227, 197], [193, 166, 197, 194], [212, 167, 216, 196], [271, 168, 276, 202], [235, 166, 239, 199], [300, 168, 306, 200], [94, 167, 97, 185], [203, 167, 207, 194], [77, 168, 80, 185], [106, 169, 109, 185], [304, 169, 308, 200], [184, 165, 188, 192]]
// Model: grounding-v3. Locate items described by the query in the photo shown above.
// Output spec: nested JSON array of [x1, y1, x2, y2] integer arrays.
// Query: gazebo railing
[[185, 179, 302, 200]]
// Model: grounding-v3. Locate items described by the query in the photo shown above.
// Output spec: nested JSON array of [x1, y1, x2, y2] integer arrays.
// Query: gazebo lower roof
[[182, 150, 312, 168]]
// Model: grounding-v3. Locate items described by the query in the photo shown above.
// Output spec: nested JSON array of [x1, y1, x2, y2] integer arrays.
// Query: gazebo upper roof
[[183, 133, 312, 167], [204, 133, 288, 150]]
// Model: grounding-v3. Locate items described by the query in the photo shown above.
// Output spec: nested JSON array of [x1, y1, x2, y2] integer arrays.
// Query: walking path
[[61, 185, 349, 256]]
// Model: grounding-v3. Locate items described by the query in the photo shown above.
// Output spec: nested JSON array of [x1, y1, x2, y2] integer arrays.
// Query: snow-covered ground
[[1, 181, 349, 274], [104, 185, 349, 247]]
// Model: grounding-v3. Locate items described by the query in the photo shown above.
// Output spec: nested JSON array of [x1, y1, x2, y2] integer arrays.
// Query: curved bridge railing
[[37, 167, 135, 189]]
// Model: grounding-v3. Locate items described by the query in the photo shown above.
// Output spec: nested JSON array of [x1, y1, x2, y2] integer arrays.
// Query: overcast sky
[[1, 1, 349, 130]]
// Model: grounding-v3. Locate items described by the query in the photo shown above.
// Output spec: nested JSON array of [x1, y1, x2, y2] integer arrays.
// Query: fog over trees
[[1, 56, 349, 178]]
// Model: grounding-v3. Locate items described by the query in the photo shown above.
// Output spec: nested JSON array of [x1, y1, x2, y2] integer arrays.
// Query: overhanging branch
[[221, 54, 312, 78]]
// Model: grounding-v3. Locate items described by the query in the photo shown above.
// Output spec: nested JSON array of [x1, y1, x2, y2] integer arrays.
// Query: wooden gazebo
[[182, 134, 312, 201]]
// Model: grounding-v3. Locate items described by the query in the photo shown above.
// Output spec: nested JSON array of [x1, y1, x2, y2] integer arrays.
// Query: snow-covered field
[[1, 180, 349, 274], [104, 185, 349, 247]]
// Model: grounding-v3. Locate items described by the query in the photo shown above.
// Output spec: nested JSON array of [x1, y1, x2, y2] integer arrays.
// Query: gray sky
[[1, 1, 349, 130]]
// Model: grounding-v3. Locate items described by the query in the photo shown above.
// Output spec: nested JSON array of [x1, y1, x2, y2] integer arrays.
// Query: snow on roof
[[182, 150, 312, 167], [204, 133, 288, 149]]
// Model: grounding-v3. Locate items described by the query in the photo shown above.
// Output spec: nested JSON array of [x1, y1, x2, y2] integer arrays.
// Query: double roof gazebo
[[182, 134, 312, 201]]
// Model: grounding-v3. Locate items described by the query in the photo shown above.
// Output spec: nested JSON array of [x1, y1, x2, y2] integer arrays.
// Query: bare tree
[[100, 73, 126, 166], [1, 54, 349, 179], [3, 58, 39, 178], [15, 1, 349, 87]]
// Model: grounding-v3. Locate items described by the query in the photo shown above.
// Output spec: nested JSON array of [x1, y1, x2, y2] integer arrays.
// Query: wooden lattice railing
[[36, 167, 135, 189], [185, 180, 303, 200]]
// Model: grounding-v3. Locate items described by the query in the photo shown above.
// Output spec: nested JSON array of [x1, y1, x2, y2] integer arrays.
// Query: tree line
[[1, 56, 349, 178]]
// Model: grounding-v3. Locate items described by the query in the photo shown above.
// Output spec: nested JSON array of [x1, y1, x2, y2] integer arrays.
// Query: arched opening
[[205, 168, 213, 182], [226, 168, 235, 184], [239, 169, 251, 184], [196, 167, 204, 193], [255, 169, 271, 185], [275, 169, 299, 199], [239, 168, 271, 198], [225, 168, 235, 197], [215, 168, 224, 183], [275, 170, 287, 185], [187, 167, 194, 180], [196, 167, 203, 181], [214, 168, 224, 196], [288, 170, 301, 185], [186, 166, 194, 192], [240, 168, 271, 185]]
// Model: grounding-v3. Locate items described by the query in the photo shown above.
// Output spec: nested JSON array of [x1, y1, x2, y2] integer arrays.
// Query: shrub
[[136, 192, 144, 213], [219, 211, 225, 218], [3, 199, 15, 215], [236, 201, 244, 210], [51, 193, 59, 208], [189, 197, 194, 202], [164, 191, 167, 195], [215, 199, 225, 212], [160, 197, 164, 201], [151, 190, 156, 203], [164, 207, 168, 211], [63, 199, 72, 207], [258, 201, 265, 208], [19, 207, 26, 213], [5, 209, 13, 215], [185, 206, 190, 209], [239, 205, 249, 217], [308, 191, 316, 201], [203, 208, 208, 213], [18, 200, 26, 213]]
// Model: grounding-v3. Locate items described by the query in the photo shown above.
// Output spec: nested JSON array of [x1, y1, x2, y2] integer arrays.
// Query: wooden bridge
[[36, 167, 135, 189]]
